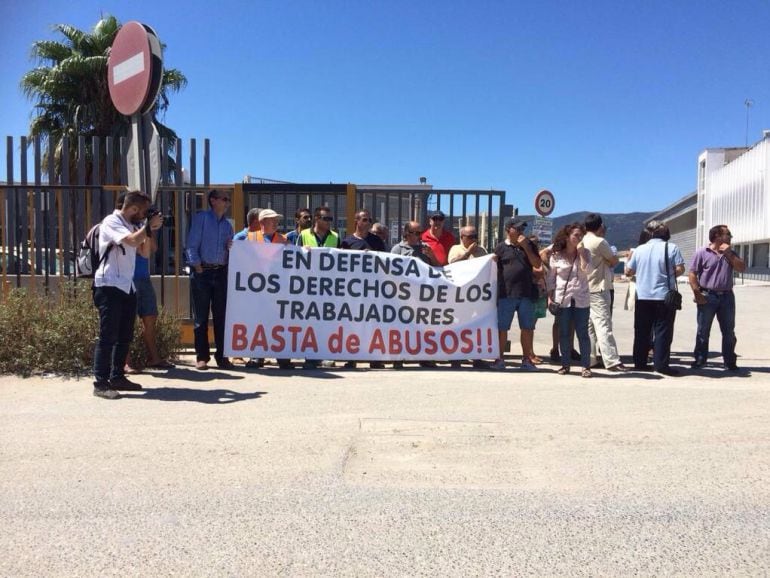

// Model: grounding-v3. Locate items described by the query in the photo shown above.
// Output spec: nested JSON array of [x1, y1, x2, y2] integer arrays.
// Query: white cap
[[259, 209, 282, 220]]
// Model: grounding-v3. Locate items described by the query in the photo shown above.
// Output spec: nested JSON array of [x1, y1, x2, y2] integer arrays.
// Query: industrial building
[[649, 131, 770, 280]]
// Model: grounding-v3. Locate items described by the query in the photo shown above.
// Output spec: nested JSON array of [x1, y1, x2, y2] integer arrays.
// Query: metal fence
[[237, 182, 507, 249], [3, 133, 509, 307]]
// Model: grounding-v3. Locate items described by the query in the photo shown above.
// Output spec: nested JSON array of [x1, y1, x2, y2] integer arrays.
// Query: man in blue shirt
[[185, 190, 235, 370], [625, 221, 685, 376]]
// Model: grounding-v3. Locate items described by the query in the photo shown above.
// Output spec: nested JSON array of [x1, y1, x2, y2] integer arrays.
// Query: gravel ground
[[1, 283, 768, 576]]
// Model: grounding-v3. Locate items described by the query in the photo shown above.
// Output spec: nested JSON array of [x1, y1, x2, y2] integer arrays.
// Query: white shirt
[[94, 210, 139, 294]]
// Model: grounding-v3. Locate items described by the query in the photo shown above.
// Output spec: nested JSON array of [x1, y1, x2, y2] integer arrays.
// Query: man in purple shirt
[[688, 225, 746, 370]]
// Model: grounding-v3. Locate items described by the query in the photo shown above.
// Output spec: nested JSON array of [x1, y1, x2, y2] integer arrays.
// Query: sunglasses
[[320, 216, 334, 222], [299, 215, 312, 220], [431, 216, 445, 221], [462, 234, 478, 239], [358, 217, 371, 223], [408, 230, 422, 235]]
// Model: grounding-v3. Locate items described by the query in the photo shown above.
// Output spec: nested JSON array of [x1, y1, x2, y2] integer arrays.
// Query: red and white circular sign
[[108, 22, 162, 116], [535, 189, 555, 217]]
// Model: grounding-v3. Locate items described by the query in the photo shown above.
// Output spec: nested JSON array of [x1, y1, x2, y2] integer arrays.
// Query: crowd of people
[[89, 189, 746, 399]]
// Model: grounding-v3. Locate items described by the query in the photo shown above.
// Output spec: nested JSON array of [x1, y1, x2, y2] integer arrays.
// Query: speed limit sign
[[535, 189, 555, 217]]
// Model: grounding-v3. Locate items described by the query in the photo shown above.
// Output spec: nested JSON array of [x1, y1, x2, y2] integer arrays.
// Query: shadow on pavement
[[147, 367, 244, 382], [122, 387, 267, 404]]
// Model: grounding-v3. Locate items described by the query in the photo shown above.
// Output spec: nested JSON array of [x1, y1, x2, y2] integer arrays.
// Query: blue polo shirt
[[627, 239, 684, 300]]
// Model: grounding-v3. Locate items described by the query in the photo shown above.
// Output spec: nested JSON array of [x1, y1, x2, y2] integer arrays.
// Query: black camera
[[147, 206, 171, 223]]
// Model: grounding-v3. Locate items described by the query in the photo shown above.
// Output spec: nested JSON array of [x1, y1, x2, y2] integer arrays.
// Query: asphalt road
[[1, 283, 768, 576]]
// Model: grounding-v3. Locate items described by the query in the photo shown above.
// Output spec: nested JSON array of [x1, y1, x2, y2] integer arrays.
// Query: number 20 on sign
[[535, 190, 555, 217]]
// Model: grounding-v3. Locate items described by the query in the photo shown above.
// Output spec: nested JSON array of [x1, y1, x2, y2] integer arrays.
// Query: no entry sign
[[108, 22, 163, 116], [535, 189, 555, 217]]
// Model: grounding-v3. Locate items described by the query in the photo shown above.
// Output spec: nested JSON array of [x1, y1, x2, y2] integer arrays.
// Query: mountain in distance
[[518, 211, 656, 251]]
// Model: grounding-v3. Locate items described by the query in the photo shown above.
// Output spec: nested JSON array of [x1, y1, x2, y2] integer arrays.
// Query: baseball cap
[[429, 210, 446, 220], [259, 209, 282, 220]]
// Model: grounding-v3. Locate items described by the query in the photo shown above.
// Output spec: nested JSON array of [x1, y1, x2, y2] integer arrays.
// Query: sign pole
[[129, 114, 145, 195]]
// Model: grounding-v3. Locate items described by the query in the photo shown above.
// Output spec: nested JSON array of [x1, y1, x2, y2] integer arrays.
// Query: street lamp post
[[744, 98, 754, 147]]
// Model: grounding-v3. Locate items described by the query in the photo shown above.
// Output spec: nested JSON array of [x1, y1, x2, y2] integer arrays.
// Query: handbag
[[549, 257, 576, 315], [663, 241, 682, 310]]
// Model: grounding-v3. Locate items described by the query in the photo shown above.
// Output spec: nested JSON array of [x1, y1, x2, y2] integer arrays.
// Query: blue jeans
[[559, 306, 590, 368], [93, 286, 137, 384], [694, 290, 736, 366], [190, 268, 228, 363]]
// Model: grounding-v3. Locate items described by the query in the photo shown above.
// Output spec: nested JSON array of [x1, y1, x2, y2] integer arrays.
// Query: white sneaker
[[492, 359, 506, 370]]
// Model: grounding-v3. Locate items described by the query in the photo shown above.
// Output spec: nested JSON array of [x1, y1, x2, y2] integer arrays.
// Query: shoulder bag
[[663, 241, 682, 310]]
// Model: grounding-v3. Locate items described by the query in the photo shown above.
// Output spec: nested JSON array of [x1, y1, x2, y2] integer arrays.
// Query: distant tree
[[20, 15, 187, 183]]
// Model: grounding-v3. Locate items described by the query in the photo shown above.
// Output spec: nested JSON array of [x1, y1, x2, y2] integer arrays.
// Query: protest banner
[[224, 243, 499, 361]]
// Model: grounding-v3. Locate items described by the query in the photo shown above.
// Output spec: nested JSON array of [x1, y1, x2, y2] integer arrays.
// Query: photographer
[[92, 191, 162, 399]]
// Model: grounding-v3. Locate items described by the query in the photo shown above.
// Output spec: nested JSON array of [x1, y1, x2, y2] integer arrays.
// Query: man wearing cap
[[493, 219, 542, 370], [186, 190, 235, 370], [448, 226, 487, 263], [298, 206, 341, 248], [421, 211, 455, 266], [240, 208, 293, 369]]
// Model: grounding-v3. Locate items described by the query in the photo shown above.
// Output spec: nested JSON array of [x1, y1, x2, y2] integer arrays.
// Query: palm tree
[[20, 15, 187, 184]]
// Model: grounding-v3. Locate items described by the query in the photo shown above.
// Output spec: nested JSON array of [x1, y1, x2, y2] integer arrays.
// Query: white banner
[[224, 243, 499, 361]]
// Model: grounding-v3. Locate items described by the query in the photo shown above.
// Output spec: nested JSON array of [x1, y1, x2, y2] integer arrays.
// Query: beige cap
[[259, 208, 282, 220]]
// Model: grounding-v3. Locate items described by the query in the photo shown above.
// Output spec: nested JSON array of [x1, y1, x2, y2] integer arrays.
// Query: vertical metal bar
[[77, 136, 87, 242], [5, 138, 14, 268], [175, 139, 183, 187], [345, 183, 356, 238], [0, 187, 6, 295], [20, 136, 30, 275], [61, 137, 71, 276], [189, 138, 197, 187], [203, 138, 210, 187], [486, 192, 492, 248], [103, 136, 114, 214], [92, 136, 101, 222], [105, 136, 114, 184], [160, 137, 169, 186], [33, 136, 47, 284], [385, 191, 391, 233], [47, 143, 58, 276]]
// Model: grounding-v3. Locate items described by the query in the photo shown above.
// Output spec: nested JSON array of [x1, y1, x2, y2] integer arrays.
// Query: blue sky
[[2, 0, 769, 216]]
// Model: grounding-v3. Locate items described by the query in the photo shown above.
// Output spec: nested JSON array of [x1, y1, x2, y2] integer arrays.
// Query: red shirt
[[421, 228, 456, 265]]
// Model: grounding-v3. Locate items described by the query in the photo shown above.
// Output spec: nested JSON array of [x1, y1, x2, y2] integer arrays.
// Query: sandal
[[124, 366, 141, 375], [557, 367, 570, 375], [529, 355, 543, 365], [581, 368, 592, 378]]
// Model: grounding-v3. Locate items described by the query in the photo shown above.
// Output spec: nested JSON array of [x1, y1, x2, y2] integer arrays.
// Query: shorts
[[134, 277, 158, 317], [497, 297, 535, 331]]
